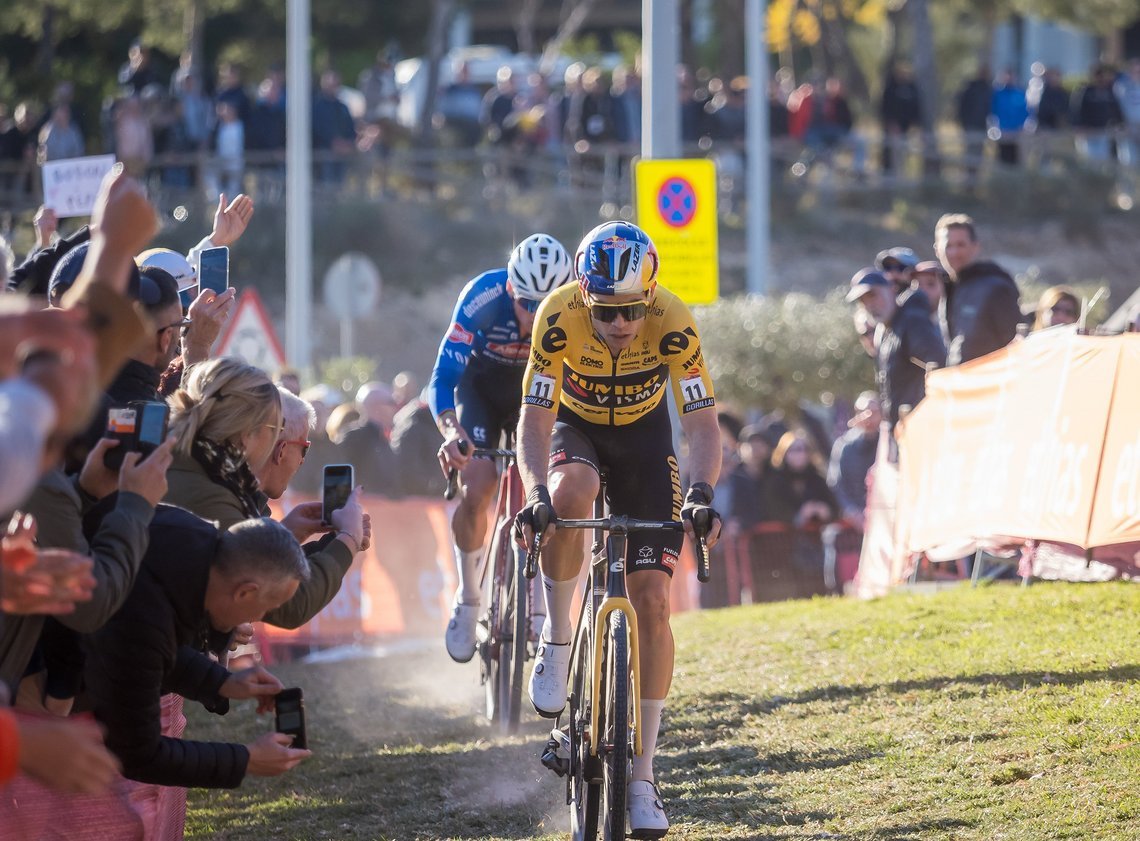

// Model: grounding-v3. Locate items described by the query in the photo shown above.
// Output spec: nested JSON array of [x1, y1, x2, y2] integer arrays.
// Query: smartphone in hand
[[322, 464, 354, 525], [274, 687, 307, 750], [198, 246, 229, 295], [103, 401, 169, 470]]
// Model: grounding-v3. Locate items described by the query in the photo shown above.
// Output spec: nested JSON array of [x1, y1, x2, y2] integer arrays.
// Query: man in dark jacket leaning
[[847, 268, 946, 433], [933, 213, 1022, 367], [83, 511, 312, 788]]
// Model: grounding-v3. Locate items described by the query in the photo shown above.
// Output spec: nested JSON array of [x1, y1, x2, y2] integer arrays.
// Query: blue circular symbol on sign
[[658, 177, 697, 228]]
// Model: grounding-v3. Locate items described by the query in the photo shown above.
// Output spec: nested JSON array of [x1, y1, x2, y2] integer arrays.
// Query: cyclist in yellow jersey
[[514, 221, 722, 839]]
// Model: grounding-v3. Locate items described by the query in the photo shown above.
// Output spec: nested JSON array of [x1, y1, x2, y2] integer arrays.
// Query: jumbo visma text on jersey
[[521, 283, 716, 426]]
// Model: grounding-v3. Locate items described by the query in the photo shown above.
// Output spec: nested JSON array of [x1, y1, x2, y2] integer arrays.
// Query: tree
[[540, 0, 602, 74], [697, 292, 874, 413], [515, 0, 543, 55], [767, 0, 885, 103], [1014, 0, 1140, 36], [417, 0, 457, 145]]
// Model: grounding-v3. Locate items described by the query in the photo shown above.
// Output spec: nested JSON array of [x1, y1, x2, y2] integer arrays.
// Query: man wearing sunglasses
[[429, 233, 573, 663], [513, 220, 723, 838]]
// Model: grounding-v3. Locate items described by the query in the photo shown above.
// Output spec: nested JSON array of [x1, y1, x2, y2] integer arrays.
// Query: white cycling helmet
[[507, 233, 573, 302], [136, 248, 196, 291]]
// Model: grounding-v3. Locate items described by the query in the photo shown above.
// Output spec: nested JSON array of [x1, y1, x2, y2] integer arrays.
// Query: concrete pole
[[745, 0, 770, 296], [286, 0, 313, 370], [642, 0, 680, 159]]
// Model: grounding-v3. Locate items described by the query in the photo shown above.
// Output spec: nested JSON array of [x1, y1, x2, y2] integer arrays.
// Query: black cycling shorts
[[455, 359, 525, 447], [550, 403, 683, 576]]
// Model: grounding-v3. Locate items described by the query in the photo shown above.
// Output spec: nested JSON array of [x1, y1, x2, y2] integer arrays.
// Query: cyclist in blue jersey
[[430, 233, 573, 662]]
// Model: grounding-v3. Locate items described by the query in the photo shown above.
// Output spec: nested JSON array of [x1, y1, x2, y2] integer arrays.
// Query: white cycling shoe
[[627, 780, 670, 839], [528, 638, 571, 717], [444, 601, 480, 663]]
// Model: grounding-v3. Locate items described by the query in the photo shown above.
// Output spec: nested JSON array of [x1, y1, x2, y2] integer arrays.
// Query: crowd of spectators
[[5, 42, 1139, 214], [709, 202, 1118, 601], [0, 170, 398, 839]]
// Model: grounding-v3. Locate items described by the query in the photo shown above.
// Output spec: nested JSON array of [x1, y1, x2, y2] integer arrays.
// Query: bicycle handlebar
[[443, 443, 516, 500], [524, 513, 711, 583]]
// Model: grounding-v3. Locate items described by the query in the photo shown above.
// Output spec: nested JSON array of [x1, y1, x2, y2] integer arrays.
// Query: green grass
[[185, 582, 1140, 839]]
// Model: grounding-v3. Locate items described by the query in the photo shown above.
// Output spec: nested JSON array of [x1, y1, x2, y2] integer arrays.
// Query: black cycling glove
[[514, 484, 554, 544], [680, 482, 720, 537]]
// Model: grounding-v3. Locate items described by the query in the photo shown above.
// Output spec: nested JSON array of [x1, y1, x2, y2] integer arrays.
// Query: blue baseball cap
[[845, 268, 892, 303]]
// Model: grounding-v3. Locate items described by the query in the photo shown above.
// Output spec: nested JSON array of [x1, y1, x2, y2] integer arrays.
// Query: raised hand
[[209, 193, 255, 248]]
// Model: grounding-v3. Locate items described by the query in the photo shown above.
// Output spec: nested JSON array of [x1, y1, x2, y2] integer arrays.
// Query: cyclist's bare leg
[[539, 463, 599, 643], [627, 569, 674, 782], [452, 457, 497, 602]]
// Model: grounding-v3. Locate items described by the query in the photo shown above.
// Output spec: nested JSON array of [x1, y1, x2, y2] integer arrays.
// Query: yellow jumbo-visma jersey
[[521, 283, 716, 426]]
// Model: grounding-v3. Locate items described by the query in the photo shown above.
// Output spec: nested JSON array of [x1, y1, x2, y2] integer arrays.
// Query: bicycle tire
[[482, 519, 509, 725], [501, 542, 527, 733], [602, 611, 629, 841], [570, 629, 600, 841]]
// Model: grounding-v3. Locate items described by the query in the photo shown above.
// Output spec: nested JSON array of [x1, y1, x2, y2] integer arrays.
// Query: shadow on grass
[[668, 743, 884, 776], [869, 816, 976, 839], [696, 664, 1140, 721]]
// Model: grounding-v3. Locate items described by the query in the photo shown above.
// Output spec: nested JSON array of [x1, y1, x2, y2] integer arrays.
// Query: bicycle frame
[[586, 519, 642, 758]]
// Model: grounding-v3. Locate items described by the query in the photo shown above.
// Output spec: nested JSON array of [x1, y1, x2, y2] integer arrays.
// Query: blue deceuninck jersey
[[428, 269, 531, 418]]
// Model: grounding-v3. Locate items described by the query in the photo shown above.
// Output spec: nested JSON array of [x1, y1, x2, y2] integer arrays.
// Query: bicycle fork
[[590, 596, 641, 757]]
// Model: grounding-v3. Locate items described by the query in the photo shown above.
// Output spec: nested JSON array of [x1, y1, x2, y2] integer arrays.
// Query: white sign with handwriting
[[41, 155, 116, 218]]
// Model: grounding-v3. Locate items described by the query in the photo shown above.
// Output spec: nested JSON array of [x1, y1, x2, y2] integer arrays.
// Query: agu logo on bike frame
[[634, 158, 719, 305]]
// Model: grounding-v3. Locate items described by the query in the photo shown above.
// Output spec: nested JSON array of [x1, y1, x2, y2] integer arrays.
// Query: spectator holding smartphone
[[83, 515, 312, 787], [0, 431, 175, 710], [164, 360, 368, 630]]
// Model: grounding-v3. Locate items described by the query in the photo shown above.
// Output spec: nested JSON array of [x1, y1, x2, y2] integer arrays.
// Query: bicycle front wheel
[[483, 520, 510, 727], [570, 627, 600, 841], [498, 542, 528, 734], [602, 610, 631, 841]]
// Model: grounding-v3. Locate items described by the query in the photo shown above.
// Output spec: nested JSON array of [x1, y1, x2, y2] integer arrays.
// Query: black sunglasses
[[881, 262, 906, 272], [514, 296, 542, 314], [589, 301, 648, 323]]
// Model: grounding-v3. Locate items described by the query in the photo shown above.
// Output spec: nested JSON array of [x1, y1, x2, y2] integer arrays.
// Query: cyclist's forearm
[[435, 409, 463, 439], [516, 404, 554, 494], [680, 409, 722, 490]]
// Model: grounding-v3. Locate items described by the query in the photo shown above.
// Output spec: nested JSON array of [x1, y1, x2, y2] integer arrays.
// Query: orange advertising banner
[[259, 493, 703, 648], [896, 331, 1140, 557]]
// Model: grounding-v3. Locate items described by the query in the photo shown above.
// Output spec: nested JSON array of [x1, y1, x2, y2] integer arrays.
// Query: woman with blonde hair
[[767, 429, 836, 528], [165, 357, 283, 522], [1032, 285, 1080, 332]]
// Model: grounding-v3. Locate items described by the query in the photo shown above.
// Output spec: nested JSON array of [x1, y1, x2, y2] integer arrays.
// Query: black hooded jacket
[[940, 261, 1021, 367], [878, 288, 946, 429], [83, 505, 250, 788]]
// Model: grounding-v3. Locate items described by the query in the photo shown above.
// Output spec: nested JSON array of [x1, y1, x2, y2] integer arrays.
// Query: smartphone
[[135, 401, 170, 455], [103, 407, 138, 471], [322, 464, 354, 525], [198, 246, 229, 296], [103, 401, 169, 470], [178, 286, 197, 309], [274, 687, 307, 750]]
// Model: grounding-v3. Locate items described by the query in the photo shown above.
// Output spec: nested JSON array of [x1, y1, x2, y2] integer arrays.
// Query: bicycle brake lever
[[693, 508, 711, 583], [524, 504, 551, 580], [443, 440, 470, 501]]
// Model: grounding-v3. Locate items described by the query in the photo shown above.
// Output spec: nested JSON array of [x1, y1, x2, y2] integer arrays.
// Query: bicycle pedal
[[539, 728, 571, 778]]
